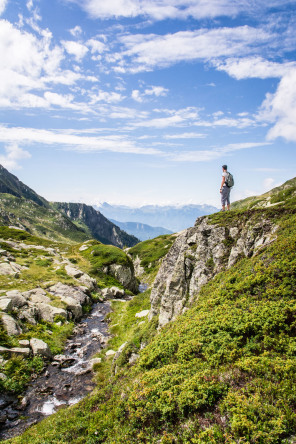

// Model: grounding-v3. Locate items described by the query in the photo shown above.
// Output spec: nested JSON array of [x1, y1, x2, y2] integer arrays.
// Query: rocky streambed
[[0, 300, 111, 441]]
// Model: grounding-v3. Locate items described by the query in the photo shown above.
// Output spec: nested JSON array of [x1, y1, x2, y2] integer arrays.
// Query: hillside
[[53, 202, 139, 248], [7, 178, 296, 444], [96, 202, 218, 232], [0, 165, 48, 208], [110, 219, 173, 241], [0, 165, 138, 248], [231, 176, 296, 210]]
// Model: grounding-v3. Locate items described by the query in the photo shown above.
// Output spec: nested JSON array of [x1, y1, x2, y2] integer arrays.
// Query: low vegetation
[[8, 202, 296, 443]]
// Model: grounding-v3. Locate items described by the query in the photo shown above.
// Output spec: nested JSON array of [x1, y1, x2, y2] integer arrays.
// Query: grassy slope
[[0, 229, 136, 396], [128, 234, 177, 283], [0, 194, 89, 244], [9, 202, 296, 444], [231, 176, 296, 210]]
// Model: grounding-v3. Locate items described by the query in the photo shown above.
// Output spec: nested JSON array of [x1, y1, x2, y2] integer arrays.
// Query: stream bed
[[0, 300, 111, 441]]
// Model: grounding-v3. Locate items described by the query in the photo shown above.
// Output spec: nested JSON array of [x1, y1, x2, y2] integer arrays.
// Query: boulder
[[89, 357, 102, 368], [48, 282, 88, 305], [0, 298, 12, 312], [65, 265, 84, 279], [79, 245, 89, 252], [59, 296, 82, 320], [30, 338, 51, 358], [36, 303, 67, 323], [78, 273, 97, 291], [23, 288, 50, 305], [19, 339, 30, 346], [19, 307, 38, 325], [1, 314, 22, 336], [0, 262, 20, 277], [101, 286, 125, 300], [106, 350, 116, 357], [135, 310, 149, 318], [108, 264, 138, 294], [5, 290, 27, 308]]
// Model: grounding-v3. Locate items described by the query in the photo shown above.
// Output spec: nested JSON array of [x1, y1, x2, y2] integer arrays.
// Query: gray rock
[[36, 303, 67, 323], [65, 265, 84, 279], [59, 296, 82, 320], [0, 373, 7, 381], [23, 288, 50, 305], [0, 262, 20, 277], [101, 286, 125, 300], [135, 310, 149, 318], [5, 290, 27, 308], [79, 245, 89, 252], [0, 346, 30, 357], [106, 350, 116, 357], [149, 215, 278, 328], [78, 273, 97, 291], [19, 339, 30, 346], [128, 353, 139, 364], [48, 282, 88, 305], [18, 307, 38, 325], [30, 338, 51, 358], [108, 264, 138, 293], [0, 298, 13, 312], [0, 314, 22, 335]]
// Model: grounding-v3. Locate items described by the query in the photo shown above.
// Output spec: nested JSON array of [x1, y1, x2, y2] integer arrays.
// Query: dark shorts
[[221, 186, 231, 206]]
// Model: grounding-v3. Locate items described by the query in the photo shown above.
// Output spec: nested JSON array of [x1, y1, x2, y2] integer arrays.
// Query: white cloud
[[0, 0, 7, 15], [87, 38, 107, 54], [131, 107, 199, 128], [144, 86, 168, 96], [131, 89, 143, 102], [171, 142, 271, 162], [0, 126, 161, 156], [164, 132, 206, 139], [259, 69, 296, 142], [62, 40, 89, 61], [65, 0, 295, 21], [215, 57, 296, 80], [69, 25, 82, 37], [263, 177, 275, 191], [90, 90, 124, 104], [115, 26, 272, 72], [0, 143, 31, 170]]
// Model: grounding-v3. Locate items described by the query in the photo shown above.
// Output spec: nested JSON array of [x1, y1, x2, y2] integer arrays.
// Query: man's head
[[222, 165, 227, 171]]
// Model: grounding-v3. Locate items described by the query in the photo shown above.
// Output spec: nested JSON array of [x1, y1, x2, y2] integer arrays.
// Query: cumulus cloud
[[259, 69, 296, 142], [62, 40, 89, 61], [215, 57, 296, 80], [69, 25, 82, 37], [0, 143, 31, 170], [131, 85, 168, 102], [131, 89, 142, 102], [89, 90, 124, 104]]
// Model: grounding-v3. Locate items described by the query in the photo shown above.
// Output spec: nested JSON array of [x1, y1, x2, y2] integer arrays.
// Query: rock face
[[150, 215, 278, 328], [103, 264, 138, 294], [53, 202, 139, 248]]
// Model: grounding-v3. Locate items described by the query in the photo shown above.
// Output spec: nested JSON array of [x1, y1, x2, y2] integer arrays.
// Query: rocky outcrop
[[53, 202, 139, 248], [102, 264, 138, 294], [150, 215, 278, 328]]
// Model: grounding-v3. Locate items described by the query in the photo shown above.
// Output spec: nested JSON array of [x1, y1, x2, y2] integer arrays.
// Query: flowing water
[[0, 301, 111, 441]]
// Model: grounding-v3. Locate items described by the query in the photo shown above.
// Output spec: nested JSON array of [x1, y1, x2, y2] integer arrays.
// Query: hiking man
[[220, 165, 233, 211]]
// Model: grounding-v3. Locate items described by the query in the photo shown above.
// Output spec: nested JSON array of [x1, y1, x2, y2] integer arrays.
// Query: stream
[[0, 300, 111, 441]]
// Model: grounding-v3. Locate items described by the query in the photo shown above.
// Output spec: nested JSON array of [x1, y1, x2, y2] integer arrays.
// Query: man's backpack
[[226, 172, 234, 188]]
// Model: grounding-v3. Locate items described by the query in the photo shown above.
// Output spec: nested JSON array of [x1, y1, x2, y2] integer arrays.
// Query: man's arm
[[220, 176, 225, 193]]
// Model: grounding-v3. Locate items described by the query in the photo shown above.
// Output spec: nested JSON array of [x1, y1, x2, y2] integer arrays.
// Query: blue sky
[[0, 0, 295, 207]]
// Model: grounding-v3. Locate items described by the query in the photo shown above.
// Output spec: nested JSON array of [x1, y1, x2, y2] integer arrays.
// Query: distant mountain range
[[109, 219, 173, 241], [0, 165, 138, 248], [96, 203, 219, 232]]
